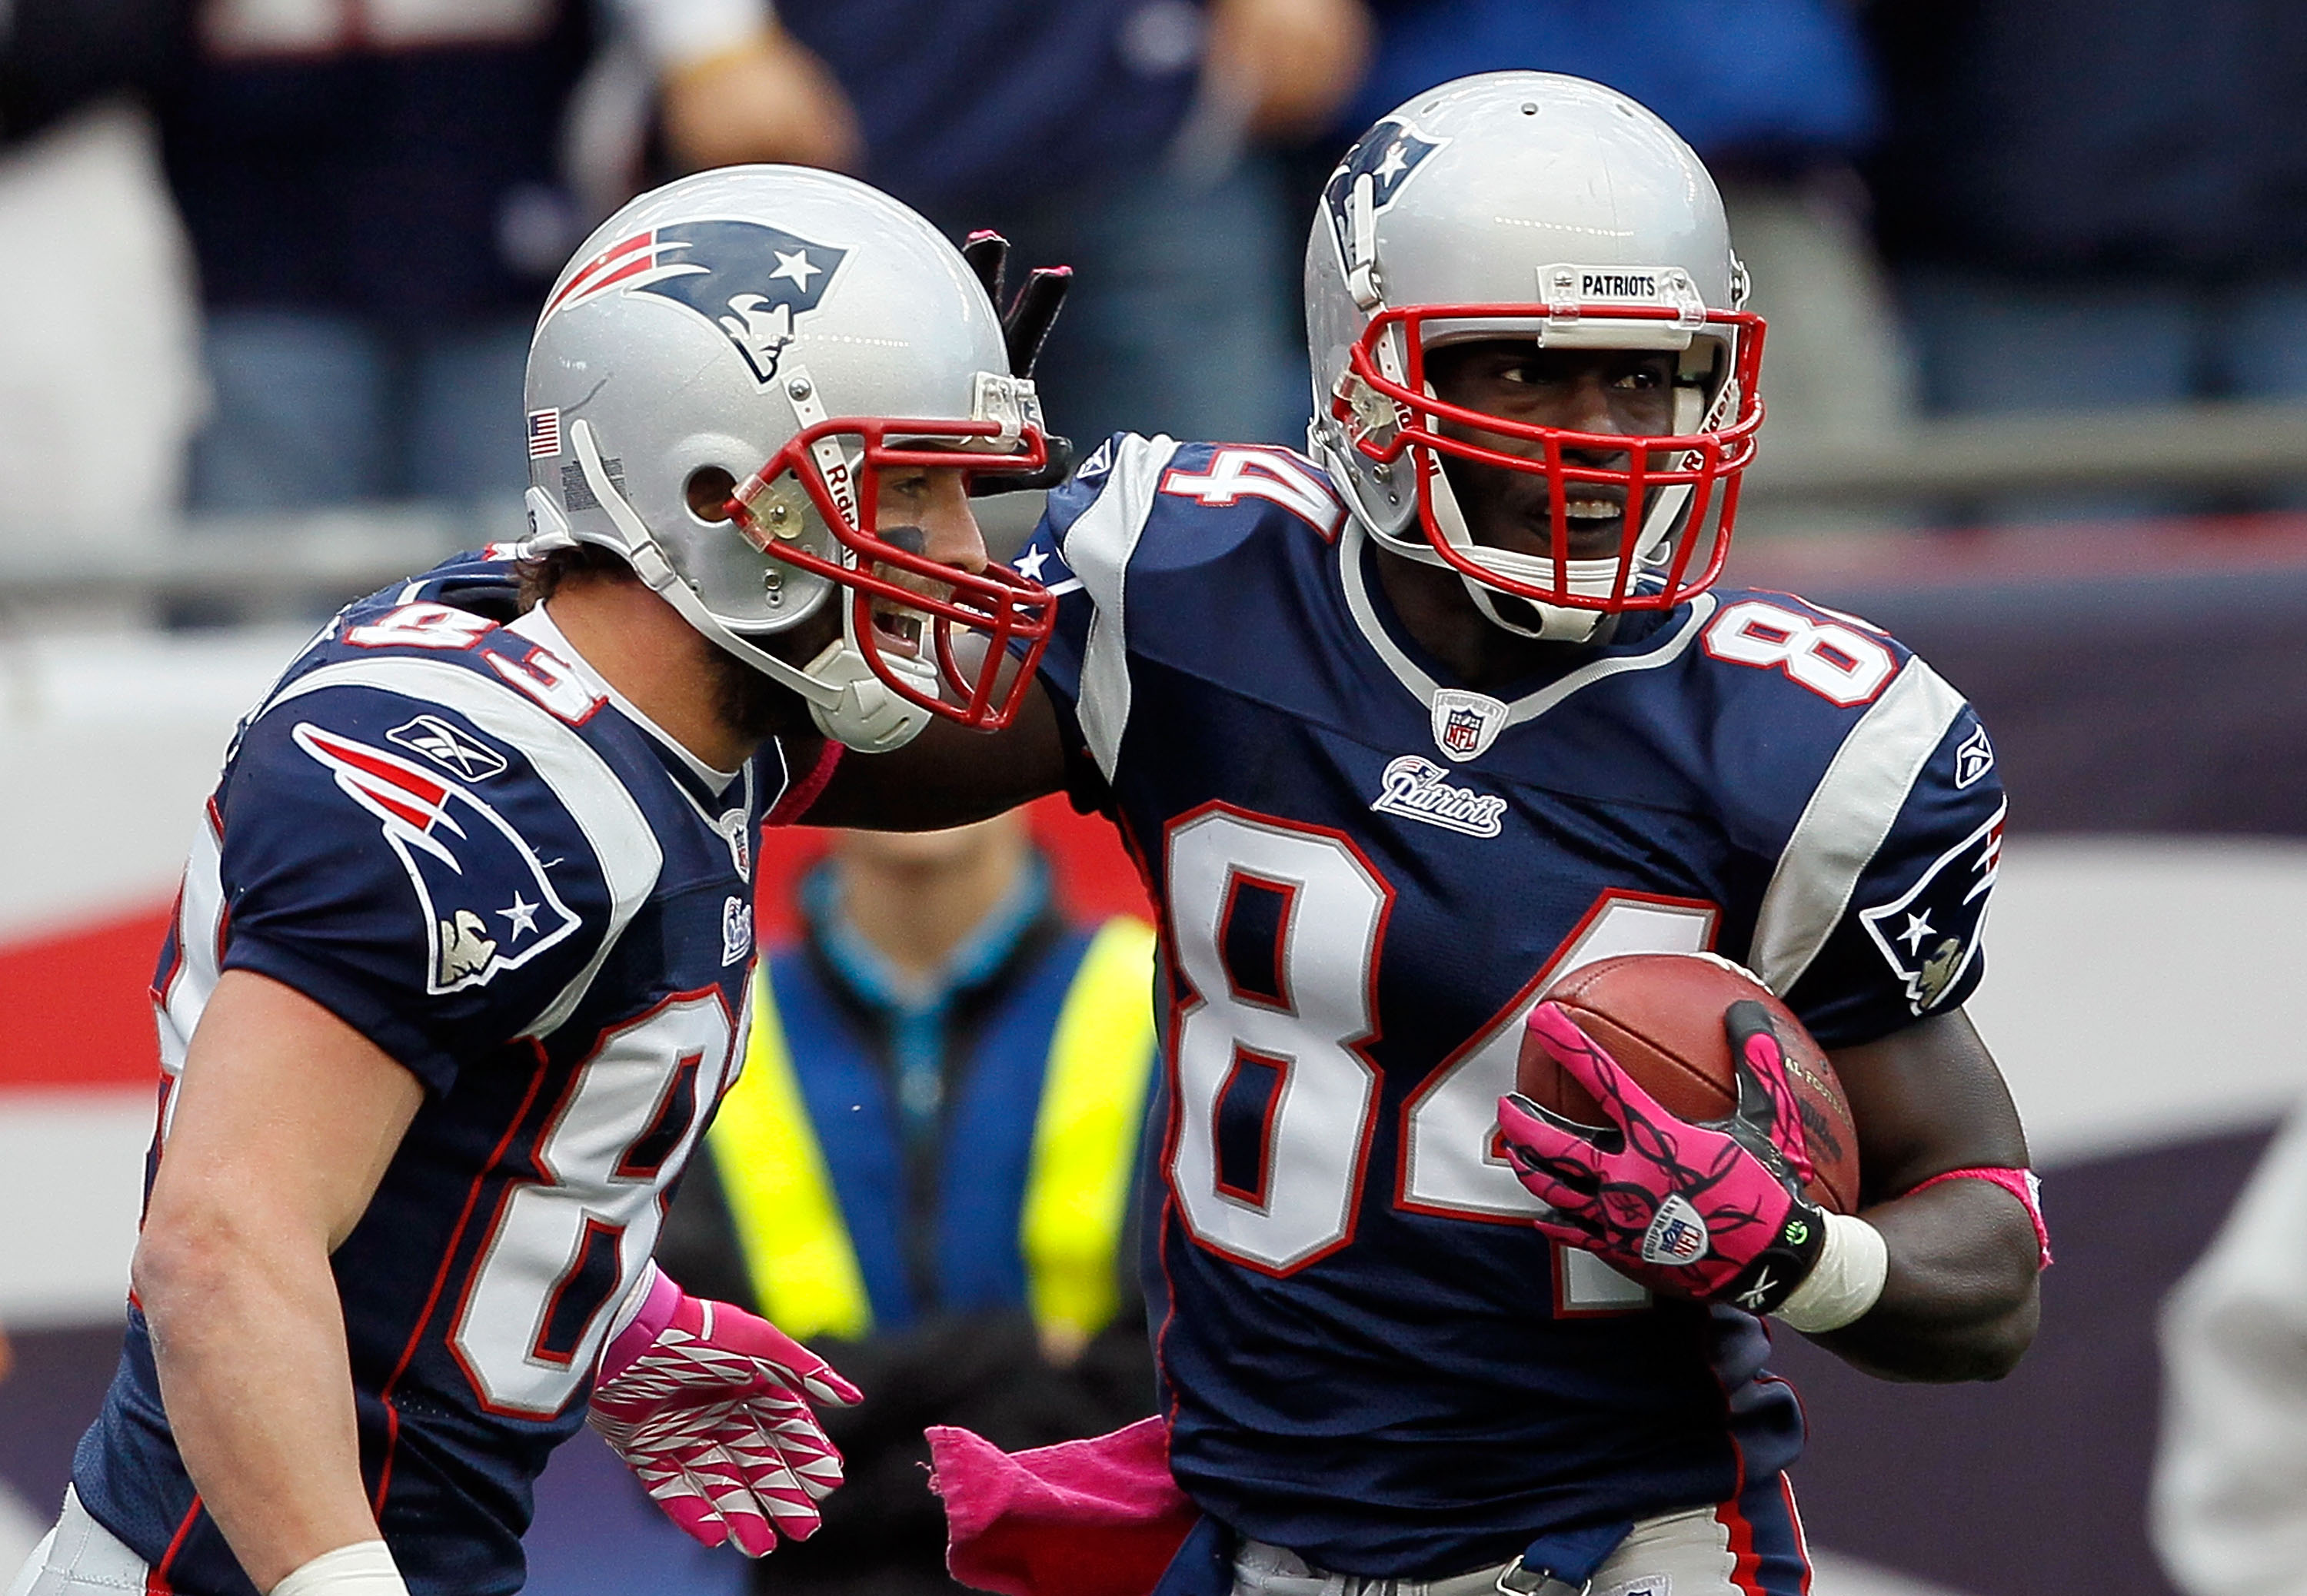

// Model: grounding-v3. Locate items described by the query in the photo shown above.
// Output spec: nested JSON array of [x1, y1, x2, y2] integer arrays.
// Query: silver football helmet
[[523, 165, 1054, 753], [1305, 72, 1767, 643]]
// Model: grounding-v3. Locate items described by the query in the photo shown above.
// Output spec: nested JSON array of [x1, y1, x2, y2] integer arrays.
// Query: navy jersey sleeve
[[215, 683, 617, 1094], [1713, 596, 2007, 1051], [1778, 698, 2006, 1049], [1007, 433, 1150, 772], [1011, 431, 1327, 790]]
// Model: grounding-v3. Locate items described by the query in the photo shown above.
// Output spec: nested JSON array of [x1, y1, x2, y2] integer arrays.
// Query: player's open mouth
[[869, 598, 927, 657]]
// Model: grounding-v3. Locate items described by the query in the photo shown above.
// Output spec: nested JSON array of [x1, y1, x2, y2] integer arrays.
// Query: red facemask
[[730, 414, 1057, 731], [1337, 302, 1767, 614]]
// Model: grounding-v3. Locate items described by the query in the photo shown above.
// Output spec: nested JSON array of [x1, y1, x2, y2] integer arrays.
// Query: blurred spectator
[[775, 0, 1372, 451], [1329, 0, 1906, 452], [2153, 1101, 2307, 1595], [1866, 2, 2307, 438], [0, 2, 203, 566], [150, 0, 851, 514], [654, 816, 1160, 1596]]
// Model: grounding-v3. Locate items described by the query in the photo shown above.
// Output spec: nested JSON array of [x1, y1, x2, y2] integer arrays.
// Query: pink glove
[[588, 1265, 861, 1557], [1496, 1000, 1827, 1315]]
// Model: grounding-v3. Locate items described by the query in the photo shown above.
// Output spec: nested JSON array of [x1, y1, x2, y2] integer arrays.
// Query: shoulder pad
[[1042, 434, 1347, 581]]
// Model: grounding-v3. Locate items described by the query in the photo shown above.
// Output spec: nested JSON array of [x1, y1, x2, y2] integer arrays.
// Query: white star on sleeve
[[498, 894, 542, 939], [1014, 546, 1050, 582]]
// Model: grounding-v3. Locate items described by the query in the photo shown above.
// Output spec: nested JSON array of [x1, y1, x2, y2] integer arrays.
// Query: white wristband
[[268, 1540, 409, 1596], [1774, 1212, 1889, 1333]]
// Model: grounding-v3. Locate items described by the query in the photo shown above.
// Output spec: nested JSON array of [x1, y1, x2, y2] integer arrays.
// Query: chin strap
[[559, 420, 937, 753]]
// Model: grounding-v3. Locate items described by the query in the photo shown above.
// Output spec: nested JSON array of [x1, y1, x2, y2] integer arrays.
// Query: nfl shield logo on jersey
[[1430, 688, 1509, 762]]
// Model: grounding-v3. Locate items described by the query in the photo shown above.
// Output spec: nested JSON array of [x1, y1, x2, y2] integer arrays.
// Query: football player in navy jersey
[[802, 74, 2052, 1596], [8, 168, 1068, 1596]]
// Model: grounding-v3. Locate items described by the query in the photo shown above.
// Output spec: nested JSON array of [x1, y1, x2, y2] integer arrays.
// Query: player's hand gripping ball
[[589, 1270, 861, 1557], [1520, 953, 1858, 1212], [1496, 959, 1853, 1315]]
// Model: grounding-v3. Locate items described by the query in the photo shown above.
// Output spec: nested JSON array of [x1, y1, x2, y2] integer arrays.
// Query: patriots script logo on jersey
[[1322, 116, 1446, 282], [542, 220, 848, 385], [1860, 801, 2005, 1016], [294, 725, 581, 993], [1369, 755, 1507, 837]]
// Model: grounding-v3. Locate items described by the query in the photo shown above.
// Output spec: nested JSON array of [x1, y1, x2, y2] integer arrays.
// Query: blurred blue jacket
[[781, 0, 1207, 221], [1344, 0, 1877, 165]]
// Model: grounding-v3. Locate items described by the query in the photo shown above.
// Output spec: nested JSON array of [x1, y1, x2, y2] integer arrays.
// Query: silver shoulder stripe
[[1062, 434, 1181, 783], [1749, 658, 1968, 997], [270, 656, 664, 1038]]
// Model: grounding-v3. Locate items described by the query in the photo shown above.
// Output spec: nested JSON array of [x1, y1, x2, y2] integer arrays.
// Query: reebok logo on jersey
[[295, 725, 582, 994], [388, 714, 509, 781], [1954, 722, 1996, 788], [1643, 1194, 1709, 1265], [1430, 688, 1508, 761], [1369, 756, 1508, 837]]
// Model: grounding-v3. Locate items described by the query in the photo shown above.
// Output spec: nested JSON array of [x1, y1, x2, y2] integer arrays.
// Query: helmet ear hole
[[684, 467, 738, 524]]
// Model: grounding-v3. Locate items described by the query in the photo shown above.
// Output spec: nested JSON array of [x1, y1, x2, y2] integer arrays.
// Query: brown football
[[1513, 952, 1860, 1214]]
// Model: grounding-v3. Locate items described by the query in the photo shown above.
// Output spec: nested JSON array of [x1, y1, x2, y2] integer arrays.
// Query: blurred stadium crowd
[[2, 5, 2307, 1596], [3, 0, 2305, 550]]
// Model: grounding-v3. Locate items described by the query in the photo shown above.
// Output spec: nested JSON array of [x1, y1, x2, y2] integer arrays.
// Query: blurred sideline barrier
[[1739, 399, 2307, 507], [1, 399, 2305, 604]]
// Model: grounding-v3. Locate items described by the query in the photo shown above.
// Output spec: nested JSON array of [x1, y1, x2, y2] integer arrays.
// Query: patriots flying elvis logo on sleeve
[[294, 725, 582, 994], [1859, 802, 2005, 1016], [541, 220, 849, 385]]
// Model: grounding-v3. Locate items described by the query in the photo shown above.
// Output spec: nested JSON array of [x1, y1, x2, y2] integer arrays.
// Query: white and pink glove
[[588, 1263, 861, 1557]]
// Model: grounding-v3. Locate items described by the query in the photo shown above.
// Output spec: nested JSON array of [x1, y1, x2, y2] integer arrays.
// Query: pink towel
[[928, 1417, 1200, 1596]]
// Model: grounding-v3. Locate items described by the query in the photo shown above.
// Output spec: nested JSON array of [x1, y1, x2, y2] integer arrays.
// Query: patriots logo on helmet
[[294, 724, 582, 994], [542, 220, 849, 386], [1860, 801, 2005, 1016], [1322, 118, 1446, 281]]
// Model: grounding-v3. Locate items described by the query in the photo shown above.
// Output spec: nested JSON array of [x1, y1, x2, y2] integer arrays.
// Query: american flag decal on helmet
[[527, 409, 561, 458]]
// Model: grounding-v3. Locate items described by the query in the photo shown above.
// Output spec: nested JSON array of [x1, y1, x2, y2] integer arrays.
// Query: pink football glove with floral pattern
[[589, 1264, 861, 1557], [1496, 1000, 1828, 1315]]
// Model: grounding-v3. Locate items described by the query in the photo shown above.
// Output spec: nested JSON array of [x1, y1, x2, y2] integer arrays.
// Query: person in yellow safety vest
[[654, 812, 1161, 1596]]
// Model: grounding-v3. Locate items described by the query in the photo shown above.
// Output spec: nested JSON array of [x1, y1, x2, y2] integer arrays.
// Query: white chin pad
[[801, 604, 943, 753], [1420, 453, 1650, 640]]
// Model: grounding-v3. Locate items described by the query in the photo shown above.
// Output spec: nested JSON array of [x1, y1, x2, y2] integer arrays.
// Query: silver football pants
[[6, 1488, 148, 1596], [1234, 1501, 1800, 1596]]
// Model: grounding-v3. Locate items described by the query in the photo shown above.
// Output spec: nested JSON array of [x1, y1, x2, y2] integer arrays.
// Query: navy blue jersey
[[73, 554, 802, 1596], [1012, 437, 2007, 1577]]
